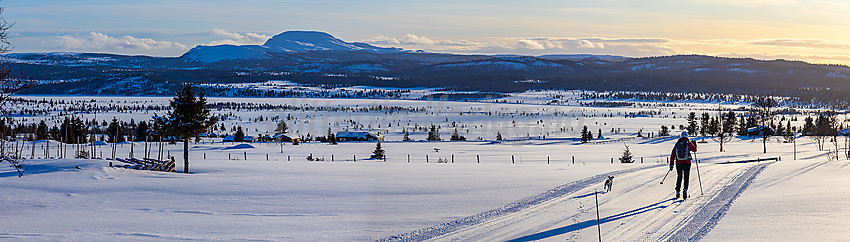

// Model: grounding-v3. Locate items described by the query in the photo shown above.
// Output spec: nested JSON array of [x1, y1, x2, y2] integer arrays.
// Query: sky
[[3, 0, 850, 65]]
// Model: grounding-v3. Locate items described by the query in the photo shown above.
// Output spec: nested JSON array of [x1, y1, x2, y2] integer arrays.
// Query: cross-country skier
[[670, 131, 697, 200]]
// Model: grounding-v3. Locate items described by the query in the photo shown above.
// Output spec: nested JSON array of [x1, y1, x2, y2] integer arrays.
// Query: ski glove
[[669, 165, 674, 171]]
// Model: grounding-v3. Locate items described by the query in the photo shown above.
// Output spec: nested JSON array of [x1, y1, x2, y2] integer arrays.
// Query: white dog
[[603, 176, 614, 192]]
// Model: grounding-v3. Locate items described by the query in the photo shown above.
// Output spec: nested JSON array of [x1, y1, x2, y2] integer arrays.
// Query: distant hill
[[5, 31, 850, 104]]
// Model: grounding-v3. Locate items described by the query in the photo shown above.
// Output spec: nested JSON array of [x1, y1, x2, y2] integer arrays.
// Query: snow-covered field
[[1, 95, 847, 241]]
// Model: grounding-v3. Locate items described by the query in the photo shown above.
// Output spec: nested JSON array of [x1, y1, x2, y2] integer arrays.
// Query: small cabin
[[242, 136, 257, 142], [336, 131, 381, 142], [747, 126, 775, 136], [222, 135, 236, 142]]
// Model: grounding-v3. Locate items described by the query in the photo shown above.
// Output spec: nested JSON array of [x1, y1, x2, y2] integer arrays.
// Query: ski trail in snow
[[663, 161, 772, 241], [377, 165, 661, 242]]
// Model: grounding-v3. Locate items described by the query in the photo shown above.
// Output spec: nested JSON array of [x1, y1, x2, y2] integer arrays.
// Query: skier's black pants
[[675, 162, 691, 193]]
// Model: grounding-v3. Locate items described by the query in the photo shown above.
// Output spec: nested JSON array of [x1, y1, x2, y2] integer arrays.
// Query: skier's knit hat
[[681, 131, 688, 137]]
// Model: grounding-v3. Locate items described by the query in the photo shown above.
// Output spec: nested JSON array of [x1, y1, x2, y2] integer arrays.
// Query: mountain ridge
[[4, 30, 850, 104]]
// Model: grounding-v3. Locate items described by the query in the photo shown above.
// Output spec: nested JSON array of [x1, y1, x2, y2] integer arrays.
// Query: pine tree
[[162, 84, 217, 173], [372, 141, 385, 159], [619, 144, 634, 163], [496, 131, 503, 141]]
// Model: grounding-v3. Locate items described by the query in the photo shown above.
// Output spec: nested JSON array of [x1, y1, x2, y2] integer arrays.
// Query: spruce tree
[[427, 125, 441, 141], [450, 128, 466, 141], [327, 127, 337, 145], [372, 141, 385, 159], [36, 120, 48, 140], [135, 121, 148, 142], [619, 145, 634, 163], [660, 125, 669, 136], [580, 125, 589, 143], [107, 117, 124, 143], [234, 126, 244, 142], [162, 84, 217, 173], [496, 131, 503, 141], [275, 120, 288, 134]]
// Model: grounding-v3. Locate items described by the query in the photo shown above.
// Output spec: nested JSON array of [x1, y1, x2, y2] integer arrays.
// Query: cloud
[[516, 39, 546, 50], [208, 29, 271, 45], [577, 40, 604, 49], [362, 34, 445, 46], [750, 38, 850, 49], [57, 32, 188, 51]]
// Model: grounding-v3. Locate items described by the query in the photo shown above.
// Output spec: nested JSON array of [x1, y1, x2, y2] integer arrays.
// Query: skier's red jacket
[[670, 137, 697, 165]]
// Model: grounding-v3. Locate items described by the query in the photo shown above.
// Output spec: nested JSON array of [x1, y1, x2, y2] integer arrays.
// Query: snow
[[2, 95, 848, 240]]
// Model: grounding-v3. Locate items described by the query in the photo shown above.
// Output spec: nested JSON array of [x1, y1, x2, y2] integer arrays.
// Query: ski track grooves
[[666, 161, 772, 241], [377, 165, 660, 242]]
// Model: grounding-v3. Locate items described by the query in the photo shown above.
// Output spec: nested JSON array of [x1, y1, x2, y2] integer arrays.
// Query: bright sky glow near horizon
[[4, 0, 850, 65]]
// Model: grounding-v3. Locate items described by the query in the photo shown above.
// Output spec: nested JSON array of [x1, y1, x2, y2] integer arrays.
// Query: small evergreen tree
[[234, 126, 245, 142], [450, 128, 466, 141], [36, 120, 48, 140], [135, 121, 148, 141], [402, 129, 412, 141], [619, 144, 634, 163], [580, 125, 589, 143], [427, 125, 441, 141], [496, 131, 503, 141], [372, 141, 385, 159], [687, 112, 698, 134], [327, 127, 337, 145], [659, 125, 670, 136], [106, 117, 124, 143]]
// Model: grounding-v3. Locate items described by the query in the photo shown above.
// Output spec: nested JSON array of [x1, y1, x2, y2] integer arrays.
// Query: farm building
[[335, 131, 381, 142]]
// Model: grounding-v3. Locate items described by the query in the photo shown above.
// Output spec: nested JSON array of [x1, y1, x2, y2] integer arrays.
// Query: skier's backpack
[[675, 139, 691, 160]]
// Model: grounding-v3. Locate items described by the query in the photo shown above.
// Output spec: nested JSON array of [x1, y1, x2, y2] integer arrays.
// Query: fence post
[[611, 157, 614, 164], [332, 154, 334, 161], [204, 153, 206, 160], [354, 154, 356, 161], [452, 154, 454, 163], [407, 154, 410, 163], [244, 151, 247, 160], [572, 156, 575, 164], [266, 154, 269, 161], [287, 155, 290, 161], [512, 155, 515, 164], [426, 155, 429, 163], [228, 153, 231, 160], [477, 155, 480, 163], [641, 157, 643, 163], [547, 155, 550, 164]]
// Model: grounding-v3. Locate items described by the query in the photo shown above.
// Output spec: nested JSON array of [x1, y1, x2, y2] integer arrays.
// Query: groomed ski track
[[380, 161, 772, 241]]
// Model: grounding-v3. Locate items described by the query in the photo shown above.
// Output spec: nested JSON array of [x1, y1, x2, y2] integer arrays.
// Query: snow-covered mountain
[[262, 31, 403, 53], [181, 31, 404, 62]]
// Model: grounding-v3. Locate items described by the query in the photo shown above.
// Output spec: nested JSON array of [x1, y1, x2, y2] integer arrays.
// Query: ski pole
[[660, 168, 671, 185], [693, 151, 704, 195]]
